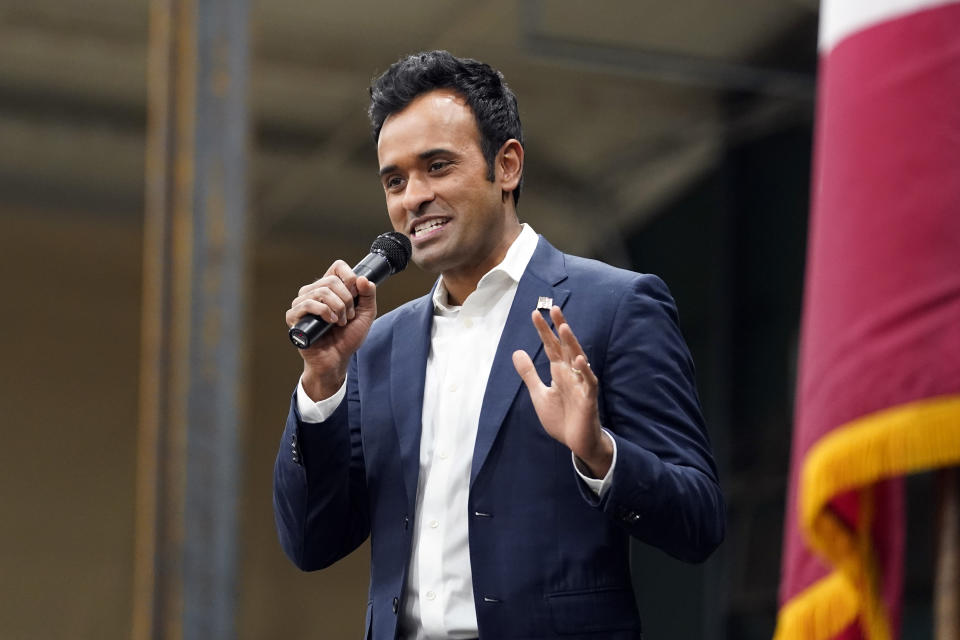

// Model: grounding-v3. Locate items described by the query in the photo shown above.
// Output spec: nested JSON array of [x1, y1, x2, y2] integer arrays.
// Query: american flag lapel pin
[[536, 296, 553, 310]]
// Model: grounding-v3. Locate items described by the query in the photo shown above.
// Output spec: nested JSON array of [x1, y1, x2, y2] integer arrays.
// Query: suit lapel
[[470, 238, 569, 487], [390, 293, 434, 511]]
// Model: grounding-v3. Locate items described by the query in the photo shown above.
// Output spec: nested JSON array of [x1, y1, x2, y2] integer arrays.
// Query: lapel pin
[[536, 296, 553, 310]]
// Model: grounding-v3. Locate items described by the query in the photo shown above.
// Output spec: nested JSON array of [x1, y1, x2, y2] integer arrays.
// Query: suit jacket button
[[403, 515, 409, 530], [392, 597, 399, 614]]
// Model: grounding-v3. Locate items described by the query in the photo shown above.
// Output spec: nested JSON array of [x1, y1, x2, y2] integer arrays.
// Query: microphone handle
[[288, 253, 393, 349]]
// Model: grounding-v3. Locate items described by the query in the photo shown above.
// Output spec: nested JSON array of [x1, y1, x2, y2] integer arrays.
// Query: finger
[[326, 264, 358, 319], [549, 305, 568, 330], [297, 260, 358, 318], [512, 350, 546, 397], [328, 259, 358, 293], [550, 306, 586, 363], [285, 298, 338, 327], [355, 275, 375, 297], [294, 277, 356, 322], [291, 286, 350, 325], [557, 321, 589, 369], [294, 276, 347, 305], [549, 306, 577, 363], [572, 353, 598, 389], [298, 260, 353, 294], [530, 310, 562, 361], [354, 277, 378, 314]]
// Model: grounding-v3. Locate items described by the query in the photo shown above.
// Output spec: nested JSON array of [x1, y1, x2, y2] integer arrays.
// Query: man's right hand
[[285, 259, 378, 401]]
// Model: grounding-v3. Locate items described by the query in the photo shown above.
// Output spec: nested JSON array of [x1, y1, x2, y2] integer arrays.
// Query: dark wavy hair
[[368, 50, 524, 206]]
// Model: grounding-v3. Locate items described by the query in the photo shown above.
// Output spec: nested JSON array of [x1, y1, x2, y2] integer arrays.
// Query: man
[[275, 50, 724, 640]]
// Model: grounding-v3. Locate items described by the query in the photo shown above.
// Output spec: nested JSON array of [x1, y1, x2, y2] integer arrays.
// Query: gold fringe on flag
[[775, 394, 960, 640]]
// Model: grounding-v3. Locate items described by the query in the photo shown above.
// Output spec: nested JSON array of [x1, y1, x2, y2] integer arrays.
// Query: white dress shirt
[[297, 224, 616, 639]]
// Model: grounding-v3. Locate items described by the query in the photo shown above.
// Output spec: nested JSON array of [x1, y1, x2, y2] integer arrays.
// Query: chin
[[410, 252, 443, 275]]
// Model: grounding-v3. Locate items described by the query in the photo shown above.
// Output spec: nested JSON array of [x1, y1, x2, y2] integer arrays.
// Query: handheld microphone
[[289, 231, 412, 349]]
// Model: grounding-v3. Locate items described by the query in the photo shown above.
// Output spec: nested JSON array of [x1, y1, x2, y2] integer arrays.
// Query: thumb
[[355, 276, 378, 315], [512, 350, 545, 396]]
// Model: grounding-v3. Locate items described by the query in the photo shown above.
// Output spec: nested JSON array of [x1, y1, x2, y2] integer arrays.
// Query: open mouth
[[411, 217, 450, 239]]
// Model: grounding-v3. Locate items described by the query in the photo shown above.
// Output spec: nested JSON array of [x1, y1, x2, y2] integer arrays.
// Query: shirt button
[[464, 318, 473, 329], [448, 383, 458, 392], [426, 591, 436, 601], [430, 520, 439, 529], [438, 451, 448, 460]]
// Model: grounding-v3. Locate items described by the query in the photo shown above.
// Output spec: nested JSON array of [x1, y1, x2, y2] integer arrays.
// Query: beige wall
[[0, 210, 435, 638], [0, 214, 140, 638]]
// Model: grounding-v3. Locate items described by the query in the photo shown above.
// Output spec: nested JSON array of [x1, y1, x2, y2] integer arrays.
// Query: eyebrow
[[378, 148, 455, 178]]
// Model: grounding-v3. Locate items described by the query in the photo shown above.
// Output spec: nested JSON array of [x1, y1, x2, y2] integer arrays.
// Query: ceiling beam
[[520, 0, 816, 101]]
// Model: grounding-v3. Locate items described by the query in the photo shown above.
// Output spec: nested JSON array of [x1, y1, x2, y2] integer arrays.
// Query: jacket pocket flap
[[547, 587, 640, 634]]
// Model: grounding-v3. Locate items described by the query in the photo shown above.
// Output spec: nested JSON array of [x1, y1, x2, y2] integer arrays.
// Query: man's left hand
[[512, 306, 613, 478]]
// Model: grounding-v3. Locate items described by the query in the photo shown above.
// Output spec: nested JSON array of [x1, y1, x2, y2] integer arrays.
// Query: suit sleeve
[[273, 354, 370, 570], [587, 274, 725, 563]]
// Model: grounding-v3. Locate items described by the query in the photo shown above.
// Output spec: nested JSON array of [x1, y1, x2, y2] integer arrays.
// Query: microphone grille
[[370, 231, 412, 273]]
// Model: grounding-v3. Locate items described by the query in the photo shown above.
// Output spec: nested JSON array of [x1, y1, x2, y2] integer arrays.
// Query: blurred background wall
[[0, 0, 939, 638]]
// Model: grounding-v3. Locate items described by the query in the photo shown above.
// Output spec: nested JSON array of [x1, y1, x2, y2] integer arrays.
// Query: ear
[[496, 139, 524, 196]]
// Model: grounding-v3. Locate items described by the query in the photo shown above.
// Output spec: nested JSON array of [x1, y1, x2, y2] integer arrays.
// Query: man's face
[[377, 89, 510, 279]]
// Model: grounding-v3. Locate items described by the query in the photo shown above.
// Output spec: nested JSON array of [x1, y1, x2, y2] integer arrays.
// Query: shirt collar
[[432, 223, 538, 313]]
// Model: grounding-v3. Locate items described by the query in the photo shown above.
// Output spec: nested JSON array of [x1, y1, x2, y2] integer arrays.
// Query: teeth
[[413, 219, 447, 237]]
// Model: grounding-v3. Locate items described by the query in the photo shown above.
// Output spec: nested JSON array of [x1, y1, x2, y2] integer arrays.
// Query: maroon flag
[[775, 1, 960, 639]]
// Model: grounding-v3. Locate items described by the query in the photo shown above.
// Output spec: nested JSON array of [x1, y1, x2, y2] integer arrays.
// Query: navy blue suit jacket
[[274, 236, 724, 639]]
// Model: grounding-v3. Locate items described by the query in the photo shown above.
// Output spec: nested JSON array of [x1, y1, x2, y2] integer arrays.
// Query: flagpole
[[935, 467, 959, 640]]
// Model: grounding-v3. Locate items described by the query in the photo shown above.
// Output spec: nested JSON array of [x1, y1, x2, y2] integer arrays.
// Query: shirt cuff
[[296, 375, 347, 423], [572, 429, 617, 498]]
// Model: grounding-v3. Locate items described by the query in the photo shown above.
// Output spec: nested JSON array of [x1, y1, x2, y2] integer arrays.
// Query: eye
[[428, 160, 451, 172], [384, 175, 404, 191]]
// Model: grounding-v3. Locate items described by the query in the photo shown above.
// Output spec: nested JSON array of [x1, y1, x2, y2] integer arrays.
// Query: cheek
[[385, 200, 405, 231]]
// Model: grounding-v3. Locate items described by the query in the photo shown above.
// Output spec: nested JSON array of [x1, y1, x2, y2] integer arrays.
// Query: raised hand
[[511, 306, 613, 478]]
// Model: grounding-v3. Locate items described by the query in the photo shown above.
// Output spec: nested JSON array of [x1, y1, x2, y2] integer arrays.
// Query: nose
[[401, 172, 435, 214]]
